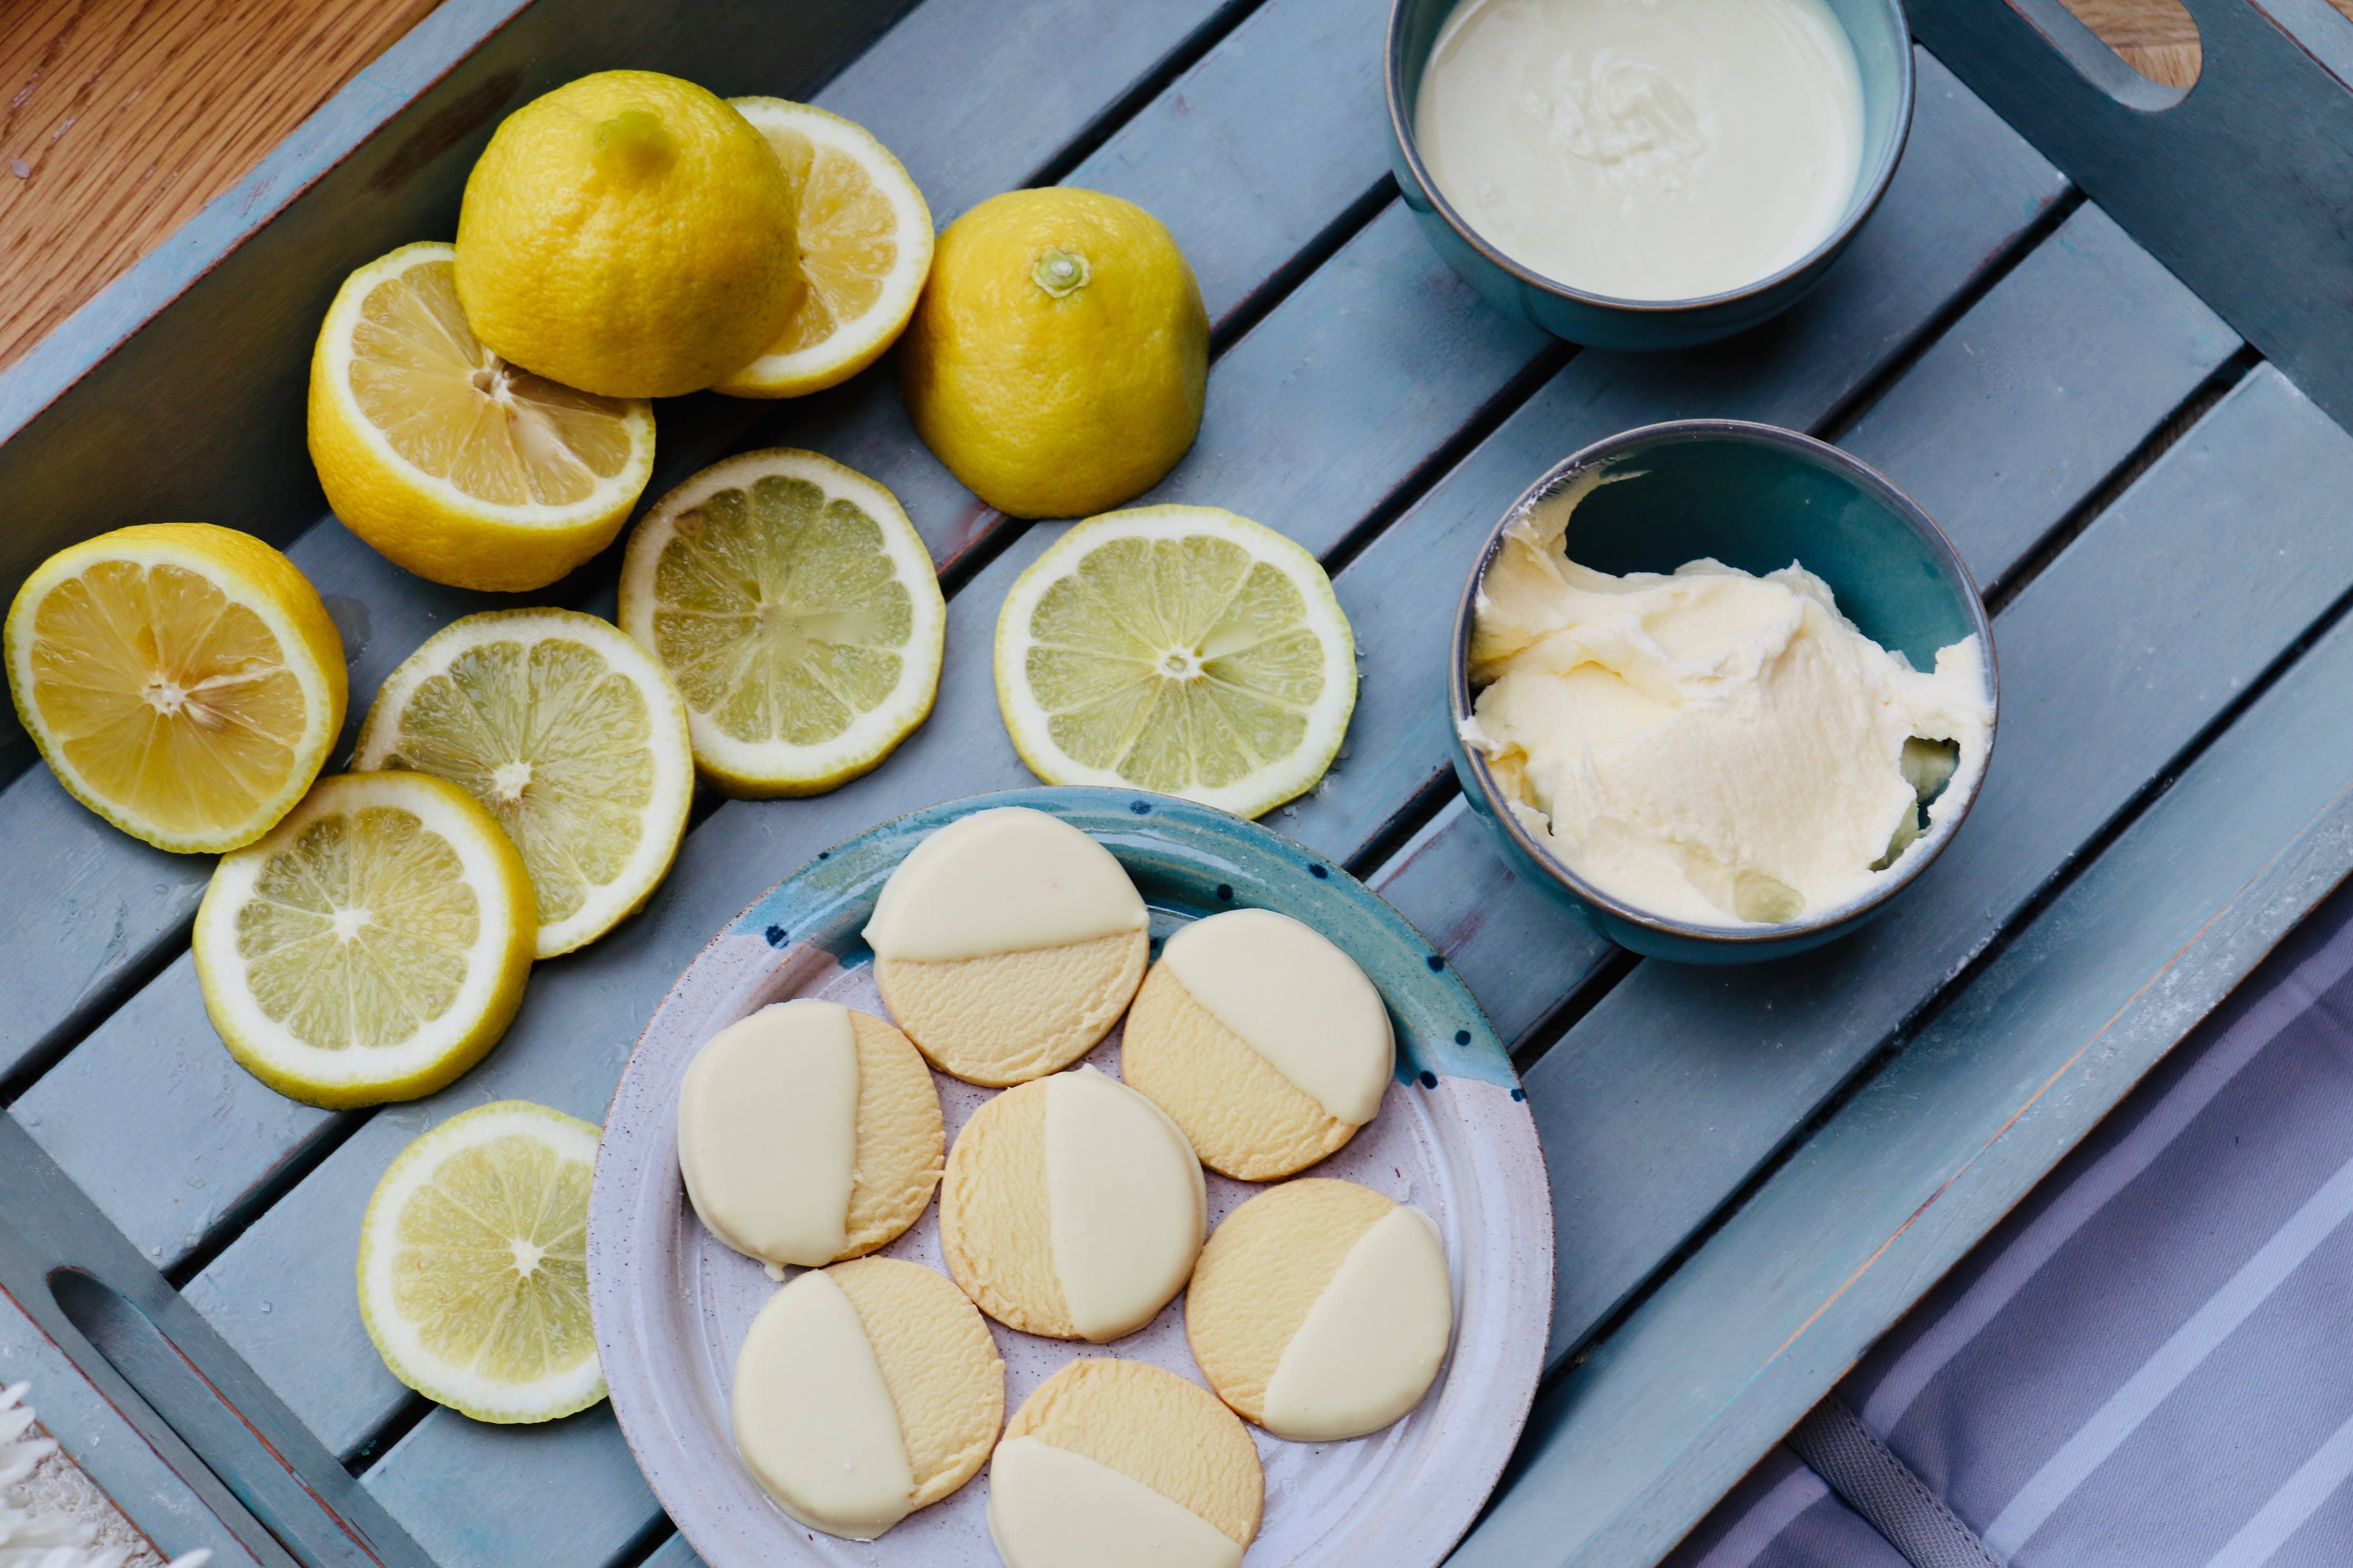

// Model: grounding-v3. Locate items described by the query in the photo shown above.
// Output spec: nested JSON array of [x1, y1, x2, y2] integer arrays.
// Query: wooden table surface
[[1, 0, 2334, 381]]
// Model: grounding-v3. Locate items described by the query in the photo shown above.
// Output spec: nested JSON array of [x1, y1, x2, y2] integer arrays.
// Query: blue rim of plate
[[721, 786, 1520, 1091]]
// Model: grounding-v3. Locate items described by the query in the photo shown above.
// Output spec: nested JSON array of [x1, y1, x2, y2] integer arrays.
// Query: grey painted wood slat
[[0, 1285, 265, 1568], [1837, 203, 2238, 585], [360, 1407, 661, 1568], [1355, 198, 2239, 1054], [175, 200, 1546, 1476], [1521, 362, 2353, 1372], [0, 0, 1387, 1090], [1463, 520, 2353, 1568], [1366, 795, 1617, 1050]]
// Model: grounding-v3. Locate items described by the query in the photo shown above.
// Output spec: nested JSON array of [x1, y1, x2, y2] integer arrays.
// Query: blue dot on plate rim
[[1426, 954, 1445, 972], [1418, 1070, 1439, 1088], [1129, 800, 1152, 815], [1308, 863, 1329, 879], [1215, 884, 1234, 902], [1454, 1029, 1471, 1045], [763, 926, 788, 948]]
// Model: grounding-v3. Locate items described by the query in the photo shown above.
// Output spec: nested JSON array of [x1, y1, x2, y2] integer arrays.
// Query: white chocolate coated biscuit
[[678, 1002, 942, 1268], [865, 808, 1150, 1085], [989, 1358, 1261, 1567], [1186, 1179, 1453, 1441], [731, 1259, 1003, 1541], [1123, 909, 1394, 1179], [940, 1068, 1205, 1342]]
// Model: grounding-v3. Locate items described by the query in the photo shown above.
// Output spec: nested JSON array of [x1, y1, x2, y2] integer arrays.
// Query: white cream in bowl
[[1414, 0, 1867, 301]]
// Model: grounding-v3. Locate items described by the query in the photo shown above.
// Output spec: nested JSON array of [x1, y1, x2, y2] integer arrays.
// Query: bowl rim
[[1383, 0, 1918, 317], [1446, 417, 2001, 948]]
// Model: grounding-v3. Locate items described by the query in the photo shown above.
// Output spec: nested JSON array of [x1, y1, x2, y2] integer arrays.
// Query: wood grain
[[0, 0, 440, 372], [2060, 0, 2353, 88]]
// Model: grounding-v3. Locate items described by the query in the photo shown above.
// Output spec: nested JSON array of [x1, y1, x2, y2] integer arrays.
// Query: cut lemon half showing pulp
[[309, 241, 657, 592], [996, 505, 1356, 818], [354, 609, 693, 957], [193, 771, 535, 1108], [357, 1100, 605, 1423], [712, 100, 933, 399], [618, 449, 944, 797], [6, 523, 347, 853]]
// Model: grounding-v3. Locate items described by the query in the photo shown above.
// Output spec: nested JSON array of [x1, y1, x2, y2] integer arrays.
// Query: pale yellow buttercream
[[1465, 480, 1992, 927]]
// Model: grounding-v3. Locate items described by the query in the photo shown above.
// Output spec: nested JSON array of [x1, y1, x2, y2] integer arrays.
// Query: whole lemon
[[900, 188, 1208, 519], [455, 71, 799, 399]]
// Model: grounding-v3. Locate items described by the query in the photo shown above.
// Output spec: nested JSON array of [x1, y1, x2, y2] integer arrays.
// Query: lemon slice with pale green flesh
[[6, 523, 347, 854], [193, 771, 535, 1109], [618, 449, 945, 797], [357, 1100, 605, 1423], [309, 242, 656, 593], [354, 609, 693, 957], [995, 505, 1356, 818], [712, 99, 934, 399]]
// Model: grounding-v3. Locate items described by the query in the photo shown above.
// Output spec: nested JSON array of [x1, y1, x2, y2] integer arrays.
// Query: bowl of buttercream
[[1449, 419, 1996, 964], [1386, 0, 1914, 350]]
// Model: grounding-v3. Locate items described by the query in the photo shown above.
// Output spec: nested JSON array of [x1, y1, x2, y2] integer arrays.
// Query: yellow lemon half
[[309, 242, 656, 593], [5, 523, 346, 853], [455, 70, 799, 398], [900, 187, 1208, 519], [713, 99, 934, 399]]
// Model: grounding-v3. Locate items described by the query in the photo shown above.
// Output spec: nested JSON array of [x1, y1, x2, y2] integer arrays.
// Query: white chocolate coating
[[863, 808, 1148, 961], [678, 1000, 858, 1268], [986, 1437, 1244, 1568], [1160, 908, 1394, 1126], [1045, 1067, 1208, 1342], [731, 1270, 915, 1540], [1262, 1206, 1454, 1442]]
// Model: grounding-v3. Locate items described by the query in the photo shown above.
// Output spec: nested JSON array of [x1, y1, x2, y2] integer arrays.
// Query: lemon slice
[[357, 1100, 605, 1423], [193, 771, 535, 1108], [353, 609, 693, 957], [618, 449, 944, 797], [5, 523, 347, 854], [995, 505, 1356, 818], [309, 242, 657, 593], [712, 100, 933, 399]]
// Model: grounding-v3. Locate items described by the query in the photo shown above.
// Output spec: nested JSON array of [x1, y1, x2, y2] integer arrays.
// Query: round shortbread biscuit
[[1186, 1179, 1453, 1442], [733, 1257, 1003, 1539], [940, 1068, 1205, 1342], [864, 807, 1150, 1086], [989, 1359, 1262, 1565], [679, 1002, 943, 1269], [1122, 908, 1394, 1180], [876, 931, 1148, 1086]]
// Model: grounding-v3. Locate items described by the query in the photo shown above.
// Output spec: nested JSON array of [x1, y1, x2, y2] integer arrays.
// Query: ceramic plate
[[587, 787, 1553, 1568]]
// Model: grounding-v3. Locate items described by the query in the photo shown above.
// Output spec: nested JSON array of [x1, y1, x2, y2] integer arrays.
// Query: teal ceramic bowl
[[1385, 0, 1915, 350], [1447, 420, 1998, 964]]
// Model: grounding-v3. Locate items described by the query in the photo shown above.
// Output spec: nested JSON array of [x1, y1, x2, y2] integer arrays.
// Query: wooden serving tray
[[2, 2, 2351, 1565]]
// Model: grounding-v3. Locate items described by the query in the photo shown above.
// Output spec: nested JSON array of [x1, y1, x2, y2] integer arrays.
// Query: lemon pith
[[5, 523, 347, 854], [194, 771, 535, 1109], [995, 505, 1356, 818], [455, 71, 800, 399], [353, 609, 693, 958], [618, 449, 945, 796], [713, 99, 934, 400], [309, 242, 656, 594], [357, 1100, 606, 1424], [900, 187, 1209, 519]]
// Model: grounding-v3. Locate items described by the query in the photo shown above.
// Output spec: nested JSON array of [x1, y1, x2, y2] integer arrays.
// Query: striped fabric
[[1668, 881, 2353, 1568]]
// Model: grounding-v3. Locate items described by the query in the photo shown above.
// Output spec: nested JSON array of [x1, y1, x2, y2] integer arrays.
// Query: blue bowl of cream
[[1386, 0, 1914, 350], [1447, 421, 1997, 964]]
